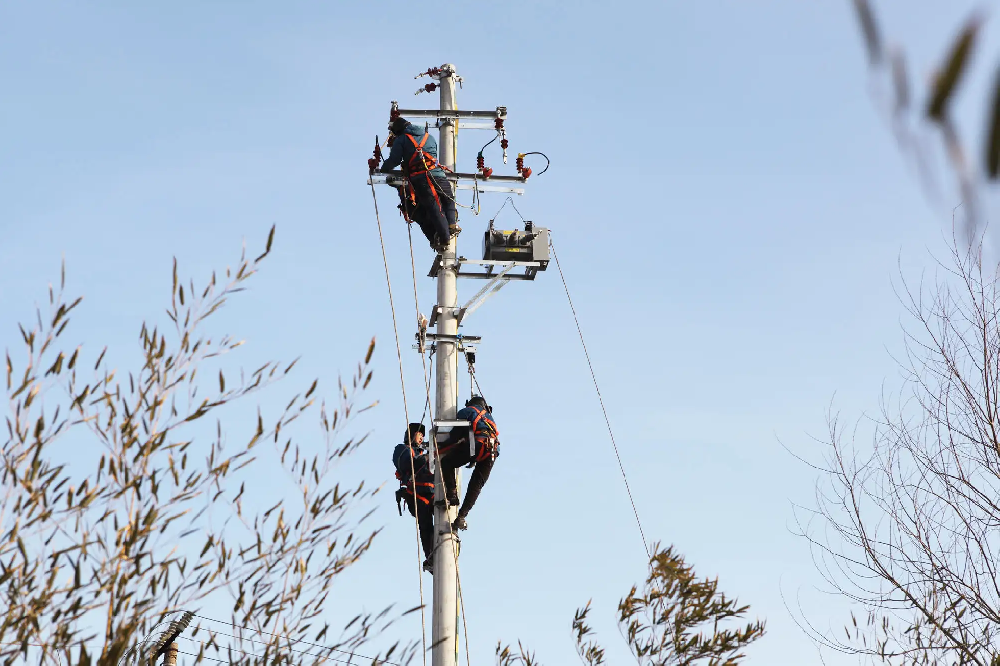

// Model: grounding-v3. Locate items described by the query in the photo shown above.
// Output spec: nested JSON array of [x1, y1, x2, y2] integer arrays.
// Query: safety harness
[[395, 445, 435, 516], [469, 405, 499, 462], [438, 406, 499, 463], [404, 133, 446, 215]]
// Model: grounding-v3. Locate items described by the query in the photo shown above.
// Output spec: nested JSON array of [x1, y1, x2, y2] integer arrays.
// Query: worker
[[380, 117, 460, 251], [393, 423, 436, 573], [437, 396, 498, 531]]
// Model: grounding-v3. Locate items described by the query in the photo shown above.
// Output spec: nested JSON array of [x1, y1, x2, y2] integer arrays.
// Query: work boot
[[423, 557, 434, 574], [452, 514, 468, 531]]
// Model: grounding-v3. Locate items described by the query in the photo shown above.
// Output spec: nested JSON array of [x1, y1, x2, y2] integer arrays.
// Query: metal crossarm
[[429, 257, 543, 281], [394, 106, 506, 120], [368, 172, 525, 195]]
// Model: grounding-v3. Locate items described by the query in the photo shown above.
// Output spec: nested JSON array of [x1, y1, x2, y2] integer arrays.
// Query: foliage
[[793, 3, 1000, 663], [1, 228, 412, 665], [499, 544, 764, 666], [799, 233, 1000, 665], [851, 0, 1000, 240], [495, 641, 542, 666]]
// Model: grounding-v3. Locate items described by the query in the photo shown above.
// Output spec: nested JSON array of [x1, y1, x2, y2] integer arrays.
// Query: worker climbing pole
[[368, 63, 550, 666]]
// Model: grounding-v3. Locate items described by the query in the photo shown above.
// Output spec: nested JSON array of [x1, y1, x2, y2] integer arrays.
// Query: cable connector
[[516, 153, 532, 179]]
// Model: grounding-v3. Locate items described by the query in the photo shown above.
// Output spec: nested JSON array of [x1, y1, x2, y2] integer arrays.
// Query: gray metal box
[[482, 223, 549, 269]]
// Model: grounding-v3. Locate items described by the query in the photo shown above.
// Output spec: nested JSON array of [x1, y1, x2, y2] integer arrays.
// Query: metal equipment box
[[481, 222, 549, 269]]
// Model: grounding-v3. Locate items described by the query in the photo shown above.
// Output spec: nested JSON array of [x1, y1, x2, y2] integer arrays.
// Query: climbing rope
[[368, 181, 429, 665], [404, 203, 474, 666], [549, 234, 652, 559]]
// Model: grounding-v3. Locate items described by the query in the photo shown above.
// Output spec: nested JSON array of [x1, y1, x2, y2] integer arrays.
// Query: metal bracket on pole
[[430, 419, 475, 473], [413, 332, 480, 353], [457, 264, 515, 323], [394, 106, 507, 121], [429, 257, 543, 281], [427, 304, 459, 328], [368, 172, 525, 195]]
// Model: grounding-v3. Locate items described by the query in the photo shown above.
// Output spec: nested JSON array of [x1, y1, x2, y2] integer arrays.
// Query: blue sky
[[3, 1, 998, 664]]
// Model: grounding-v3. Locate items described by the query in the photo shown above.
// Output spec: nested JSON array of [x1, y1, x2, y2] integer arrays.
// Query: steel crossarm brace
[[458, 264, 515, 323]]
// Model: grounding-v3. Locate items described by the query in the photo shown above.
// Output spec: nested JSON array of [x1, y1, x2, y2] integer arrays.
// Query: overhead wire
[[180, 623, 388, 666], [191, 614, 397, 665], [548, 235, 652, 559], [518, 151, 550, 176], [368, 180, 430, 666]]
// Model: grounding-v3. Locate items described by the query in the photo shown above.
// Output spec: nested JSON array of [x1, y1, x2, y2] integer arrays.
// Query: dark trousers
[[406, 496, 435, 560], [417, 499, 434, 560], [408, 173, 456, 248], [441, 453, 495, 519]]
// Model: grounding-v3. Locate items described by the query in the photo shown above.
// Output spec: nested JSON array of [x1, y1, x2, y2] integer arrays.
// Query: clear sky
[[3, 1, 998, 664]]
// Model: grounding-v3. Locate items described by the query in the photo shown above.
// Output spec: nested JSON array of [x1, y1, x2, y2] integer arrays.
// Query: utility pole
[[367, 64, 547, 666], [432, 62, 460, 666]]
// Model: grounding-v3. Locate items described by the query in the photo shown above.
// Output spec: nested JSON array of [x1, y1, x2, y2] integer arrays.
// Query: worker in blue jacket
[[393, 423, 436, 573], [437, 396, 499, 531], [381, 117, 460, 252]]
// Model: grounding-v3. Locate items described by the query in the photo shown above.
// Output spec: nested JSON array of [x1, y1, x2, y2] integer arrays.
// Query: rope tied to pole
[[368, 180, 429, 666]]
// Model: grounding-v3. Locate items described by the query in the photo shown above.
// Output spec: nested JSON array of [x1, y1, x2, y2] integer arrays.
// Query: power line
[[178, 633, 368, 666], [549, 235, 651, 559], [192, 613, 401, 666]]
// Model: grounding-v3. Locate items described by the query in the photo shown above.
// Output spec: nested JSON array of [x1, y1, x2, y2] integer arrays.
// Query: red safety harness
[[405, 133, 446, 214], [439, 406, 499, 462], [396, 471, 434, 506], [469, 406, 499, 462], [395, 445, 434, 507]]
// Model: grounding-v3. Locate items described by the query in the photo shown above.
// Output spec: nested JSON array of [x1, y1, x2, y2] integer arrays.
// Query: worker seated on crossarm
[[393, 423, 436, 573], [438, 396, 499, 532], [380, 117, 460, 252]]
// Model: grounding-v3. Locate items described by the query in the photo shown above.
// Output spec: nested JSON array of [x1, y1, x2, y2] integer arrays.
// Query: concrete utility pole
[[162, 643, 178, 666], [432, 62, 460, 666], [368, 63, 545, 666]]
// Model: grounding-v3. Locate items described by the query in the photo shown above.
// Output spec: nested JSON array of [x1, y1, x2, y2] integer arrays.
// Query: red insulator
[[477, 154, 485, 170], [369, 139, 383, 174], [521, 167, 531, 179], [482, 167, 493, 178], [500, 138, 508, 150], [494, 118, 504, 131], [424, 83, 437, 93], [390, 109, 400, 120], [516, 155, 524, 172], [426, 67, 441, 77]]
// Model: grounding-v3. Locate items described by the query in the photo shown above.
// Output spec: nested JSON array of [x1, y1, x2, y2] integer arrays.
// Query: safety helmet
[[389, 117, 409, 136], [403, 422, 426, 445], [465, 395, 490, 412]]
